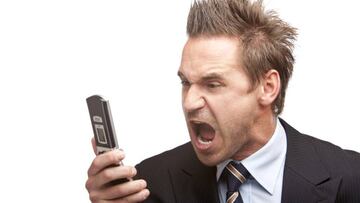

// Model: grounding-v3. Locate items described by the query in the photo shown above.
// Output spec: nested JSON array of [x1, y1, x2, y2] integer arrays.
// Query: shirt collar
[[216, 118, 287, 195]]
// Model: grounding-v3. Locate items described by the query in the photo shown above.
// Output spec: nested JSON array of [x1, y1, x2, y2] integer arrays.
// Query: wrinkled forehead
[[178, 36, 245, 80]]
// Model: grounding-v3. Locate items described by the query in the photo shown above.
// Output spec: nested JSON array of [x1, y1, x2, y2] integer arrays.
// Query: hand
[[86, 138, 150, 203]]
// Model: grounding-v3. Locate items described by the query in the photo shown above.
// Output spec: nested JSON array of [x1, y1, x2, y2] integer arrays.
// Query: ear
[[258, 69, 281, 107]]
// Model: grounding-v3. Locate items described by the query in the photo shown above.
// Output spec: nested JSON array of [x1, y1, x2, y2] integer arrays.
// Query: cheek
[[211, 95, 258, 132], [210, 94, 254, 118]]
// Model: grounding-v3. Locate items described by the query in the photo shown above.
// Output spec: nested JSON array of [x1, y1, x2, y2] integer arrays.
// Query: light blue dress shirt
[[217, 118, 287, 203]]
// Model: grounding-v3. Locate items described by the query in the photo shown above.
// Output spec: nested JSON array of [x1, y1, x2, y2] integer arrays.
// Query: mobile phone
[[87, 95, 119, 155], [86, 95, 129, 183]]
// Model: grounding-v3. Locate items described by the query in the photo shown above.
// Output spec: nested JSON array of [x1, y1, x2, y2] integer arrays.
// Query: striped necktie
[[224, 161, 251, 203]]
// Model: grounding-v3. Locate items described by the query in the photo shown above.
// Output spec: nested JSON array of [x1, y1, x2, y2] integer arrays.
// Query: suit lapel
[[280, 119, 341, 203], [168, 144, 220, 203]]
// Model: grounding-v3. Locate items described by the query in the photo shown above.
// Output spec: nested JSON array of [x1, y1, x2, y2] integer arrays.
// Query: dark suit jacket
[[135, 119, 360, 203]]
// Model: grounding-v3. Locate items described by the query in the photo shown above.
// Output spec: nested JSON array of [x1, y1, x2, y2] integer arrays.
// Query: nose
[[183, 85, 205, 113]]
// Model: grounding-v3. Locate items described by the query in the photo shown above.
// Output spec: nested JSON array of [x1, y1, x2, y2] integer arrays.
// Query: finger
[[93, 166, 137, 189], [91, 137, 97, 155], [88, 150, 125, 177], [111, 189, 150, 203], [98, 179, 147, 200]]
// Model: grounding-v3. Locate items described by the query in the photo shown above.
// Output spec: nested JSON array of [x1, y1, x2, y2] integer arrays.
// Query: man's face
[[178, 36, 262, 166]]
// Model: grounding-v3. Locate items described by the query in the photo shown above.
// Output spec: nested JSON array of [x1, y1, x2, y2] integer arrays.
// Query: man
[[86, 0, 360, 202]]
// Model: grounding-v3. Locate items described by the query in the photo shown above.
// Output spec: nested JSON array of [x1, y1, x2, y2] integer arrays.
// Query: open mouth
[[191, 121, 216, 145]]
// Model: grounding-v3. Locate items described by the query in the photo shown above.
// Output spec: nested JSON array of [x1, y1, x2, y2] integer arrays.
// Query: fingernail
[[116, 150, 125, 158], [132, 167, 137, 175]]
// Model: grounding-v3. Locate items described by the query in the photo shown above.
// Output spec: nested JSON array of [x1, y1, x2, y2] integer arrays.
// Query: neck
[[232, 112, 277, 161]]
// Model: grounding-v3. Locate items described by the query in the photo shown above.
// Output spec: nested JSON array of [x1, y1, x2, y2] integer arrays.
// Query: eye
[[181, 80, 191, 87], [206, 82, 222, 89]]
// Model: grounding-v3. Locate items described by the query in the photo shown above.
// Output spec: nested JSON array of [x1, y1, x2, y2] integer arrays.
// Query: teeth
[[198, 135, 212, 144]]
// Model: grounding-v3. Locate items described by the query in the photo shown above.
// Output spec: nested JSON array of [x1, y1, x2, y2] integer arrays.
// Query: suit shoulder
[[306, 134, 360, 164], [281, 118, 360, 175], [305, 136, 360, 201], [299, 132, 360, 191], [309, 138, 360, 200], [281, 118, 360, 166]]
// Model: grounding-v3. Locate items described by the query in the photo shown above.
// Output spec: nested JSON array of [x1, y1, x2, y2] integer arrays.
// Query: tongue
[[199, 123, 215, 141]]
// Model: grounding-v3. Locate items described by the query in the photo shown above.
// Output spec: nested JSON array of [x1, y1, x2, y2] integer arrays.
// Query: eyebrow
[[177, 71, 225, 82], [200, 72, 225, 81]]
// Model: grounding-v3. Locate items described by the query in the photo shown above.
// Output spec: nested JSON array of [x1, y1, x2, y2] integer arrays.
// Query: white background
[[0, 0, 359, 202]]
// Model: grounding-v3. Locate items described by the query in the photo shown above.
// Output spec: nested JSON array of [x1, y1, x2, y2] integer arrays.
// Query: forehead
[[178, 36, 244, 79]]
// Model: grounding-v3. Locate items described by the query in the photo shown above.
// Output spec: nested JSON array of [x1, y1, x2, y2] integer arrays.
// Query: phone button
[[93, 116, 103, 123]]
